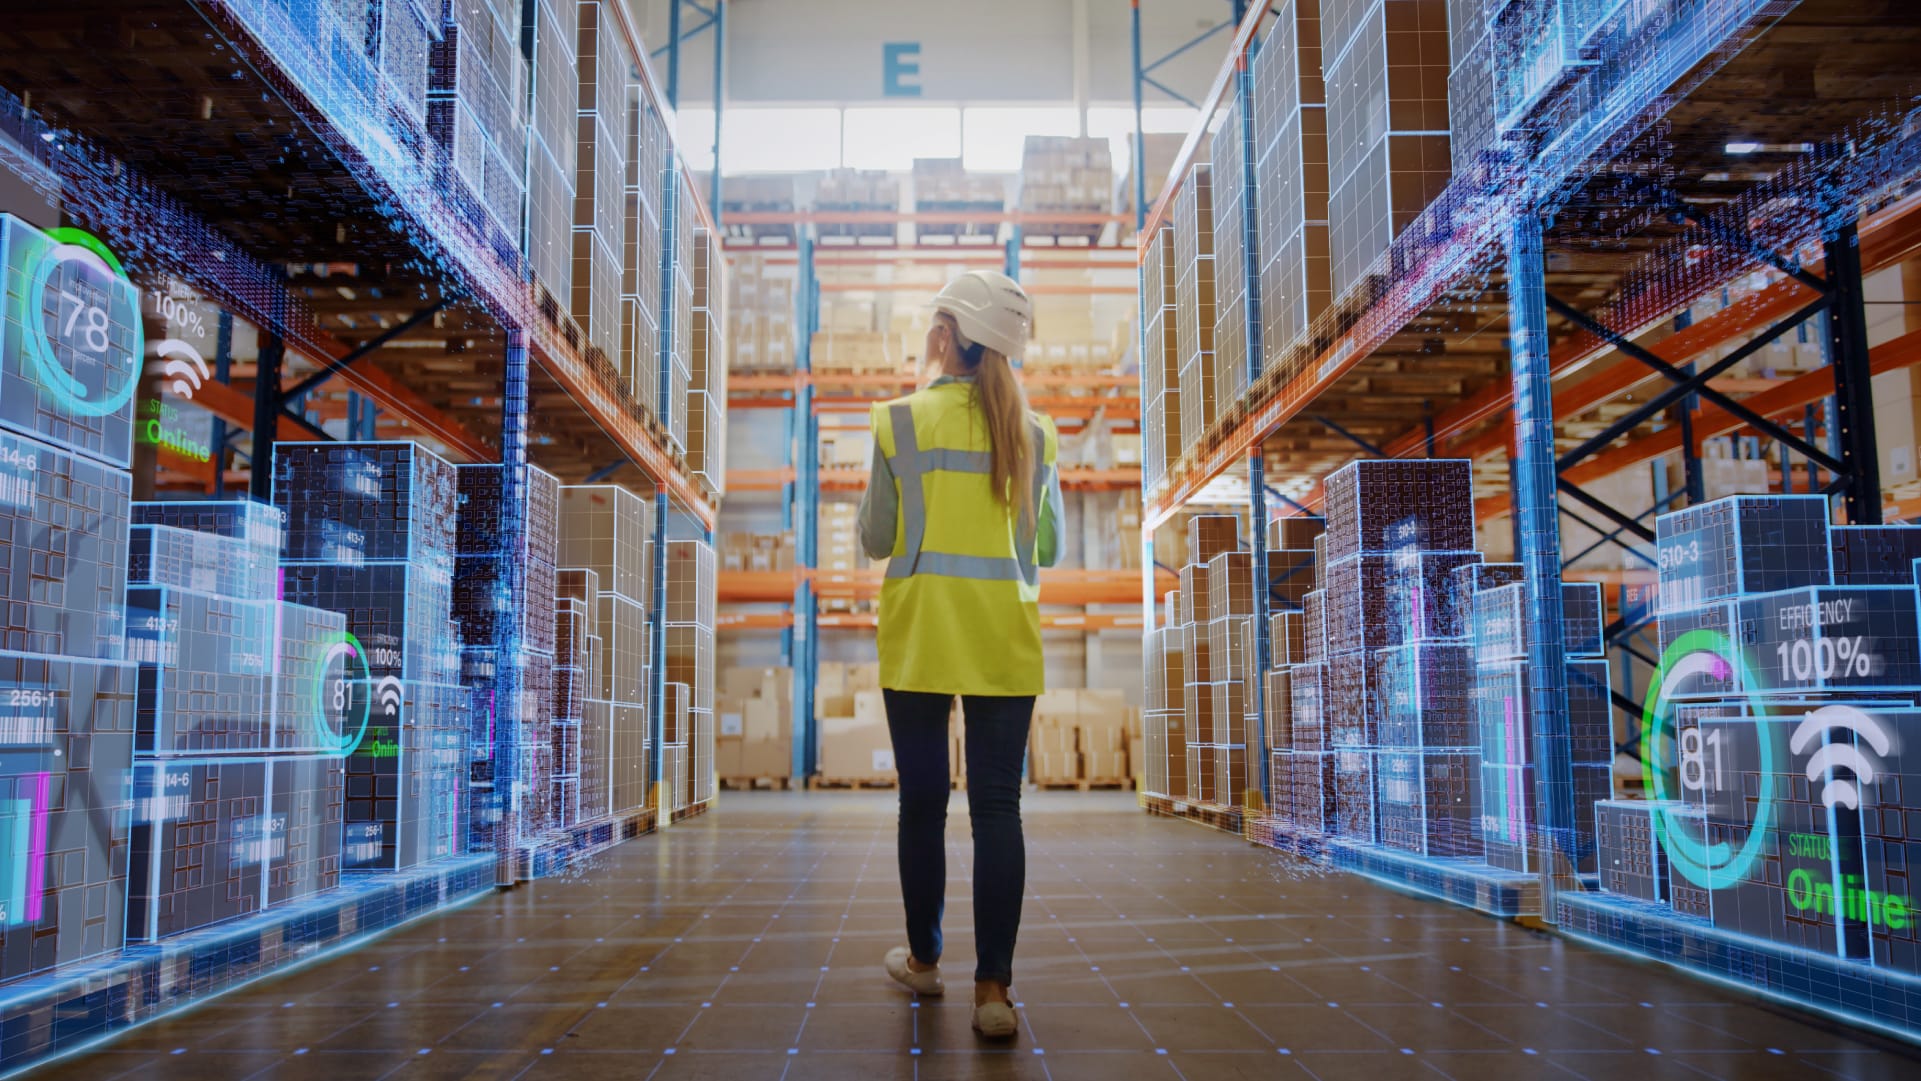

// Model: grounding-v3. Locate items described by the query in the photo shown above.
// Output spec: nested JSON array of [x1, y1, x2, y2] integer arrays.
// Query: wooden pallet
[[1141, 792, 1245, 836], [1031, 777, 1134, 792], [670, 798, 713, 824], [811, 776, 898, 790], [719, 776, 794, 791]]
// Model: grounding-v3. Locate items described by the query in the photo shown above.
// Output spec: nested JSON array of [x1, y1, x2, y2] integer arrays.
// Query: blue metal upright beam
[[1130, 0, 1147, 235], [492, 327, 531, 885], [710, 0, 724, 222], [212, 310, 233, 498], [1507, 214, 1575, 919], [1231, 22, 1271, 811], [792, 235, 819, 783], [665, 0, 682, 108], [649, 165, 681, 810]]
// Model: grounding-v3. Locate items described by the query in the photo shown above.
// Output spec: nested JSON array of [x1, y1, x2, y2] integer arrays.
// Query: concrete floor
[[30, 791, 1921, 1080]]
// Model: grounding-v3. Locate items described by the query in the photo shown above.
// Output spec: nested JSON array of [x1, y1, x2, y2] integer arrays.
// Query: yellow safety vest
[[871, 382, 1059, 697]]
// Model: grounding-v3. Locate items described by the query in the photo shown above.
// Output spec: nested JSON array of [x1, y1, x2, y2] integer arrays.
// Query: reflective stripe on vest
[[887, 401, 928, 577]]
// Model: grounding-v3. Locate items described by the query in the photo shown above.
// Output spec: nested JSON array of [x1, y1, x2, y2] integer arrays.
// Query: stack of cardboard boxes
[[1026, 690, 1138, 786], [1174, 165, 1217, 467], [726, 254, 798, 373], [716, 666, 793, 782], [816, 169, 899, 242], [1120, 132, 1193, 221], [913, 158, 1005, 243], [819, 429, 874, 472], [1252, 0, 1333, 366], [688, 225, 729, 493], [815, 662, 894, 784], [719, 531, 798, 573], [556, 484, 656, 826], [811, 329, 897, 374], [1142, 222, 1181, 490], [1324, 0, 1453, 305], [1019, 136, 1113, 240]]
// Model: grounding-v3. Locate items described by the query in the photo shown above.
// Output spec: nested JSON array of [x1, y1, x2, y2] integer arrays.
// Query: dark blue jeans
[[883, 689, 1034, 986]]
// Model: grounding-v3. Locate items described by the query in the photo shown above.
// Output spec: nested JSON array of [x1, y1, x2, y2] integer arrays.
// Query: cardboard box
[[819, 712, 895, 783]]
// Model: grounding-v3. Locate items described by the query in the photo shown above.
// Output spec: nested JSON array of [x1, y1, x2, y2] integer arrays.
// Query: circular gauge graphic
[[1641, 627, 1777, 890], [20, 227, 141, 417], [314, 631, 373, 756]]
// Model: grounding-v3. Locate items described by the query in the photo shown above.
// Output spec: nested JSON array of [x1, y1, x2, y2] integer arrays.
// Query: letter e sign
[[884, 42, 922, 97]]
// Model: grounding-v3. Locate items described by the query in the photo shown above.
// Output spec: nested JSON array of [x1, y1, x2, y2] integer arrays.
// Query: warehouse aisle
[[39, 793, 1918, 1081]]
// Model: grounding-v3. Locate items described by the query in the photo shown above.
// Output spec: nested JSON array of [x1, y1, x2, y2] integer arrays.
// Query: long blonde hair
[[943, 315, 1036, 529]]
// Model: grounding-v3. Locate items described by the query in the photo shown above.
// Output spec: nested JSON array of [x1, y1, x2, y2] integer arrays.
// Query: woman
[[856, 270, 1064, 1039]]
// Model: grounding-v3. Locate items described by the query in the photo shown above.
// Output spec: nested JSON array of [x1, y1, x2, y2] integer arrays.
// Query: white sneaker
[[883, 947, 944, 996], [972, 999, 1018, 1039]]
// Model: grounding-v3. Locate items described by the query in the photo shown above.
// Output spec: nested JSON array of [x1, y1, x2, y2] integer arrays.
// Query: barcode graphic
[[0, 716, 52, 746], [137, 794, 191, 822], [0, 473, 34, 509]]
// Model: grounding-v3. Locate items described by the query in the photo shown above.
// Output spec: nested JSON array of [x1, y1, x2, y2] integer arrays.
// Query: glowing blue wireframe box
[[1332, 747, 1378, 841], [279, 561, 458, 684], [125, 756, 344, 943], [1376, 641, 1475, 749], [1323, 550, 1484, 654], [1289, 661, 1325, 751], [124, 585, 353, 755], [1732, 586, 1921, 696], [1655, 494, 1831, 614], [0, 426, 131, 660], [366, 0, 436, 127], [1377, 749, 1482, 858], [273, 441, 457, 567], [126, 524, 276, 610], [1830, 525, 1921, 585], [338, 677, 469, 871], [454, 463, 561, 658], [1321, 459, 1477, 560], [0, 652, 136, 985], [1291, 749, 1334, 834], [1323, 649, 1375, 747], [131, 497, 284, 596], [1489, 0, 1603, 132], [1665, 702, 1921, 976], [1447, 561, 1522, 636], [1473, 580, 1601, 663], [0, 852, 494, 1077], [1595, 798, 1676, 903], [0, 215, 141, 469]]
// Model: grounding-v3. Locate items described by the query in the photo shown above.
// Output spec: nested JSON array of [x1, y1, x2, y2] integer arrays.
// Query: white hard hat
[[931, 270, 1032, 359]]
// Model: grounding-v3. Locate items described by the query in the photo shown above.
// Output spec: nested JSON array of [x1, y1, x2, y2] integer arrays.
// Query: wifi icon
[[148, 338, 210, 399], [375, 676, 404, 718], [1791, 704, 1894, 810]]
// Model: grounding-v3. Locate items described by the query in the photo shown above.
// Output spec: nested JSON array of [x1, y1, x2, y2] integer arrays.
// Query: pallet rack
[[0, 0, 728, 874], [716, 214, 1151, 782], [1134, 0, 1921, 1040]]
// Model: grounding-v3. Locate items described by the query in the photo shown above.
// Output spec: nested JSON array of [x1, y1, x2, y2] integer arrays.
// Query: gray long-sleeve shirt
[[857, 376, 1064, 570]]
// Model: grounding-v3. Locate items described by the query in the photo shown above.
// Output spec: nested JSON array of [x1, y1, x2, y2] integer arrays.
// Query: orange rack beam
[[815, 467, 1143, 492], [812, 612, 1148, 631], [818, 282, 1138, 296], [724, 210, 1131, 228], [720, 567, 1173, 606], [1471, 327, 1921, 521], [804, 395, 1139, 420], [723, 468, 798, 492], [1389, 191, 1921, 462]]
